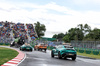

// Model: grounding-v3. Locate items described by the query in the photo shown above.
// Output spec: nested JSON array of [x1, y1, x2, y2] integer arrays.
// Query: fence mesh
[[71, 41, 100, 49], [71, 41, 100, 55]]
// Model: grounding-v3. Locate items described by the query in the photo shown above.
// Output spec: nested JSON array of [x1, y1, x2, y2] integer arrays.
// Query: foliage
[[52, 34, 58, 38], [34, 21, 46, 38], [57, 33, 65, 39], [85, 28, 100, 41], [52, 33, 65, 41], [52, 23, 100, 42], [63, 34, 70, 42]]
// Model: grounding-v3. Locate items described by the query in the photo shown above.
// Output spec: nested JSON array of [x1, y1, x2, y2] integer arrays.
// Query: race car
[[34, 43, 47, 52], [51, 45, 77, 60], [10, 37, 25, 48], [20, 43, 33, 51]]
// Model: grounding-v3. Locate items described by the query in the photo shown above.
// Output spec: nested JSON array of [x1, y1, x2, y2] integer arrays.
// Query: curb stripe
[[1, 49, 25, 66], [6, 62, 18, 64], [8, 61, 19, 63]]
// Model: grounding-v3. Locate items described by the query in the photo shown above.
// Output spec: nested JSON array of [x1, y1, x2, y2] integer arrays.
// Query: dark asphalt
[[0, 46, 99, 66], [19, 50, 100, 66]]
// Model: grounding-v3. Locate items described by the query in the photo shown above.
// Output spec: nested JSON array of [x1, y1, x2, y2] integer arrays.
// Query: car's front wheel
[[58, 52, 62, 59], [51, 51, 54, 58], [72, 57, 76, 60]]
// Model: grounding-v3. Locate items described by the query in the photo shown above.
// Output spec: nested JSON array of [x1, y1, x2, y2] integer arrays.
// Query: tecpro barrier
[[0, 43, 10, 45], [74, 47, 100, 55], [47, 46, 100, 55]]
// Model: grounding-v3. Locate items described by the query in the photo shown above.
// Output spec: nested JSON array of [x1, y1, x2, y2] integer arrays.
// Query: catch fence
[[71, 41, 100, 55]]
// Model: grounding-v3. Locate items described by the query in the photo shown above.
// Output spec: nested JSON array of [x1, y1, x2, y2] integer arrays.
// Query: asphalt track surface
[[0, 46, 100, 66], [19, 50, 100, 66]]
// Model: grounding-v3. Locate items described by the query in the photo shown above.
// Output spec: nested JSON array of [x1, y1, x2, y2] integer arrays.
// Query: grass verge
[[77, 52, 100, 59], [0, 47, 18, 65]]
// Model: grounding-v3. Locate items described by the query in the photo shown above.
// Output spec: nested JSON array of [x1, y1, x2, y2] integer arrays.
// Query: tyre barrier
[[0, 43, 10, 45]]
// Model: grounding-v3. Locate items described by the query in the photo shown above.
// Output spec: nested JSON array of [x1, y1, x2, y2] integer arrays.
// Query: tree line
[[52, 24, 100, 42]]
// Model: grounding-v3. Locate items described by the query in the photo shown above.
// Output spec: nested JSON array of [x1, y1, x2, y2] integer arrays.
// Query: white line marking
[[8, 61, 19, 63], [33, 58, 45, 60], [3, 63, 16, 66]]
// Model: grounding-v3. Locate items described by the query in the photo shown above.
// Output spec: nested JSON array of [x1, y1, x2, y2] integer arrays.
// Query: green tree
[[77, 24, 84, 30], [63, 34, 70, 42], [52, 34, 58, 38], [85, 28, 100, 41], [34, 21, 46, 38], [52, 33, 65, 41], [68, 28, 76, 40], [52, 23, 92, 42], [68, 28, 84, 41], [57, 33, 65, 39]]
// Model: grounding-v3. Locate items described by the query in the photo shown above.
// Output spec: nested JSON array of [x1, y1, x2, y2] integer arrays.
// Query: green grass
[[0, 47, 18, 65], [77, 52, 100, 59]]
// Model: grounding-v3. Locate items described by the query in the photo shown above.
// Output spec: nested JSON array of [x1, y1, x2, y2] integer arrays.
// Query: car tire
[[38, 48, 40, 51], [44, 49, 46, 52], [34, 48, 36, 51], [58, 52, 62, 59], [40, 49, 42, 51], [64, 57, 66, 59], [51, 51, 54, 58], [22, 48, 24, 51], [41, 49, 42, 51], [30, 49, 33, 52], [72, 57, 76, 60]]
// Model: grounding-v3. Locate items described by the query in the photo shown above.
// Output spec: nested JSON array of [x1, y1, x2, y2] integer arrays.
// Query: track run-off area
[[0, 46, 100, 66]]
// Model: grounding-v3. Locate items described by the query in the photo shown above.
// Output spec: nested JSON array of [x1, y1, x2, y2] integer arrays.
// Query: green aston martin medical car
[[20, 44, 33, 51], [51, 45, 77, 60]]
